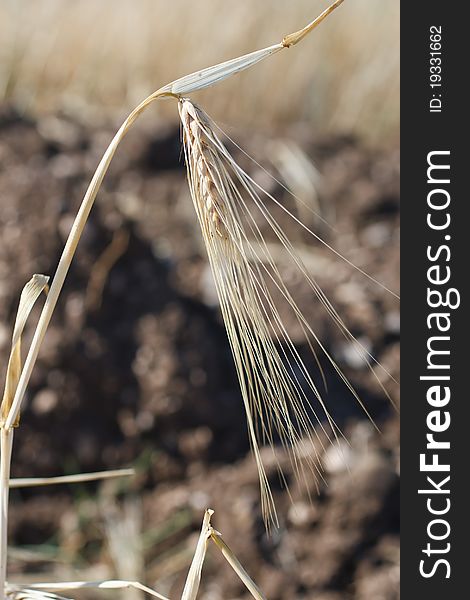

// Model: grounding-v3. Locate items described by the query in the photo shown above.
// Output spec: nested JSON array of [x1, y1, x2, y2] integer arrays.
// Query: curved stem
[[4, 90, 174, 430]]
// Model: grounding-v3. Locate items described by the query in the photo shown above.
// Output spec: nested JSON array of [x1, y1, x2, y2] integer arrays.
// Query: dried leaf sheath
[[178, 99, 357, 525], [1, 274, 49, 427]]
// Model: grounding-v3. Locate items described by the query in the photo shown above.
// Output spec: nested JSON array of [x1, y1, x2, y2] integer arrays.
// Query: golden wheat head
[[177, 98, 398, 526]]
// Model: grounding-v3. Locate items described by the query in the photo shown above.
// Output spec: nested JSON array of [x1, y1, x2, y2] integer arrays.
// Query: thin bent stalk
[[2, 93, 170, 432], [210, 529, 266, 600], [9, 468, 135, 489]]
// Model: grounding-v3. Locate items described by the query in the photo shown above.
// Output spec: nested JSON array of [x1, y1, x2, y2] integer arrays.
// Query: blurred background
[[0, 0, 399, 143], [0, 1, 399, 599]]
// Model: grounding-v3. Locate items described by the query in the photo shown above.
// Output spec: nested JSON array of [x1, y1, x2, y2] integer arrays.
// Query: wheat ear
[[178, 97, 398, 525]]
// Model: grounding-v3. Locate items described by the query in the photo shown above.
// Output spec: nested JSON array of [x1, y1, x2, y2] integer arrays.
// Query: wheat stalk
[[1, 275, 49, 596]]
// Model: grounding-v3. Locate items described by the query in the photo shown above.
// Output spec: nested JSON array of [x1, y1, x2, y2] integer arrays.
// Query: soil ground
[[0, 106, 399, 600]]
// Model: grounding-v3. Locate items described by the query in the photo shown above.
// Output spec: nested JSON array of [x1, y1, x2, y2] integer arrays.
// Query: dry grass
[[0, 0, 399, 142]]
